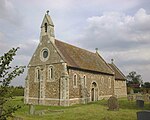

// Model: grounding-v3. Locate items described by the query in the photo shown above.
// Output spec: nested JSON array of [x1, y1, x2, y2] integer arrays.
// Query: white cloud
[[77, 8, 150, 82], [79, 8, 150, 49]]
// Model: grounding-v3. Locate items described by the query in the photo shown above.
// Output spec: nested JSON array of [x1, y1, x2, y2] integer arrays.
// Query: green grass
[[10, 97, 150, 120]]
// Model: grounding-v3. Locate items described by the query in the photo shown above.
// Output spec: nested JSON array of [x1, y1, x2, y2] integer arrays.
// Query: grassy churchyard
[[10, 96, 150, 120]]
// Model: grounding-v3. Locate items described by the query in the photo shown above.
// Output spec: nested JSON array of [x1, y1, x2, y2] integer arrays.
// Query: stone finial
[[46, 10, 49, 15], [95, 48, 98, 53], [111, 59, 114, 64]]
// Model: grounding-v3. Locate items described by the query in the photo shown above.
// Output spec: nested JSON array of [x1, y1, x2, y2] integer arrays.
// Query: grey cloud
[[17, 39, 38, 56], [0, 0, 23, 26]]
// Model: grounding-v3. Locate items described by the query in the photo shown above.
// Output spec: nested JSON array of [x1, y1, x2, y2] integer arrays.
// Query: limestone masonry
[[24, 12, 127, 106]]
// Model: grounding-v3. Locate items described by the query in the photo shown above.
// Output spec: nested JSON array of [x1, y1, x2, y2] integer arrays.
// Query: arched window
[[35, 67, 40, 82], [48, 65, 54, 80], [44, 23, 47, 32], [37, 69, 40, 80], [73, 74, 77, 87]]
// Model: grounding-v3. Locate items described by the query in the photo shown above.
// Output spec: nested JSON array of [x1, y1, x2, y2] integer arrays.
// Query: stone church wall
[[68, 68, 115, 105], [26, 36, 66, 105], [114, 80, 127, 98]]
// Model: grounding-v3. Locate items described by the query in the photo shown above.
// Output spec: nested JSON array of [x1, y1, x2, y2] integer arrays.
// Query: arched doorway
[[91, 82, 98, 101], [91, 88, 94, 101]]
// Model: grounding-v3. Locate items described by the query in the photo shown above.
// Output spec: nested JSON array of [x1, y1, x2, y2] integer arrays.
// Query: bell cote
[[40, 10, 55, 44]]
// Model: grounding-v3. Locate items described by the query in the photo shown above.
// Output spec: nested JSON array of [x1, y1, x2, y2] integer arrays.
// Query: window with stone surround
[[35, 67, 40, 82], [48, 65, 54, 81], [108, 77, 111, 88], [73, 74, 77, 87]]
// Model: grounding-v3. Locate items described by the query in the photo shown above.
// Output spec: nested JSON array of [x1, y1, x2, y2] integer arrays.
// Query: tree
[[0, 47, 25, 120], [126, 71, 143, 88], [142, 82, 150, 88]]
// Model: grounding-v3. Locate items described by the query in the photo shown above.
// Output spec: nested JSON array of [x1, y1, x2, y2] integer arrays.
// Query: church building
[[24, 12, 127, 106]]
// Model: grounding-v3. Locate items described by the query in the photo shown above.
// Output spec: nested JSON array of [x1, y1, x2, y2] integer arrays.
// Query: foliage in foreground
[[0, 48, 25, 120]]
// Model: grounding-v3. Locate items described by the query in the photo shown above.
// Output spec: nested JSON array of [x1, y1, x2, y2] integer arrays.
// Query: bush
[[133, 88, 141, 93], [12, 87, 24, 96]]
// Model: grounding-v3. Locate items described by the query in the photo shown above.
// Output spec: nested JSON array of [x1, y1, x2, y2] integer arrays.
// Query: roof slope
[[55, 40, 114, 75], [108, 63, 126, 80]]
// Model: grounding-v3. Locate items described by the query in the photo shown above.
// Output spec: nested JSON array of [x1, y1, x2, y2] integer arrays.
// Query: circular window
[[43, 49, 48, 58], [40, 48, 49, 62]]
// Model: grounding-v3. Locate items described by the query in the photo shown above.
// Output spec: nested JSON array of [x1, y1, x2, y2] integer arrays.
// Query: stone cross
[[46, 10, 49, 15]]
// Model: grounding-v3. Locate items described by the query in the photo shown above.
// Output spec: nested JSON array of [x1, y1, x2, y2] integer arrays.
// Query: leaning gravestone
[[29, 104, 35, 115], [136, 100, 144, 108], [108, 96, 119, 111], [137, 111, 150, 120]]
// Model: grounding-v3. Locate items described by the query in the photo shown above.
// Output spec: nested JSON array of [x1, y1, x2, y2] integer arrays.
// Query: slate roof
[[55, 40, 114, 75], [108, 63, 126, 80]]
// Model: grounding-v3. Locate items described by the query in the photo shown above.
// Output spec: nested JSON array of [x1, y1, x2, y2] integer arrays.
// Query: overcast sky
[[0, 0, 150, 86]]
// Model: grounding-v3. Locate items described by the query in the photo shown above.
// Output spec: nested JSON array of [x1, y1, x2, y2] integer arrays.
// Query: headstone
[[29, 104, 35, 115], [136, 94, 143, 100], [108, 96, 119, 111], [136, 100, 144, 108], [127, 95, 133, 101], [130, 88, 134, 94], [137, 111, 150, 120], [143, 94, 150, 102]]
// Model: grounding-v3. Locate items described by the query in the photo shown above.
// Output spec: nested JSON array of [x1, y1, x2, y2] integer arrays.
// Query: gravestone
[[29, 104, 35, 115], [130, 88, 134, 94], [136, 94, 143, 100], [143, 94, 150, 102], [127, 95, 133, 101], [136, 100, 144, 108], [108, 96, 119, 111], [137, 111, 150, 120]]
